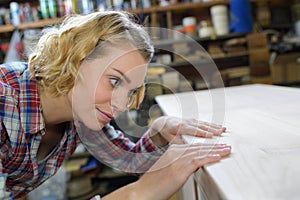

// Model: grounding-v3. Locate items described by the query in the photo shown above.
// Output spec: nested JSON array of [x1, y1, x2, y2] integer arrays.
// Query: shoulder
[[0, 62, 28, 77], [0, 62, 29, 90], [0, 62, 31, 121]]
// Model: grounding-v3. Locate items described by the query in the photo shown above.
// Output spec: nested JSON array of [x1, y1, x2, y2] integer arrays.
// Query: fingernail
[[219, 143, 228, 146], [223, 147, 231, 151], [220, 143, 231, 146], [211, 154, 221, 158]]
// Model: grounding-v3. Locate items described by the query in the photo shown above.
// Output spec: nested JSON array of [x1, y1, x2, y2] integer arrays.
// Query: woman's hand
[[133, 143, 231, 200], [103, 143, 231, 200], [150, 116, 226, 146]]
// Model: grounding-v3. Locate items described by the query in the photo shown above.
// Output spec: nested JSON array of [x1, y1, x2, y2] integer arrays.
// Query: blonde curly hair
[[28, 11, 153, 109]]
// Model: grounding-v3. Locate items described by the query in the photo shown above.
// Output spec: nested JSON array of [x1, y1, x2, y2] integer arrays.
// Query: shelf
[[18, 18, 63, 30], [149, 53, 249, 69], [0, 0, 285, 34], [128, 0, 230, 14], [153, 33, 246, 48], [128, 0, 264, 14], [0, 0, 264, 34], [0, 24, 14, 33], [0, 17, 63, 33]]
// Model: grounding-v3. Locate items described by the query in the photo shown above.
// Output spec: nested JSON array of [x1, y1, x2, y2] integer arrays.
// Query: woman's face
[[70, 46, 148, 130]]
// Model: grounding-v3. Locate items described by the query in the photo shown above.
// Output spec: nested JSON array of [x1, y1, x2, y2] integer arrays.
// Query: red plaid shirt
[[0, 62, 166, 199]]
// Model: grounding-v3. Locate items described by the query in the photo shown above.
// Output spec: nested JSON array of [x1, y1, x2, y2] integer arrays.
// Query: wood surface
[[155, 84, 300, 200]]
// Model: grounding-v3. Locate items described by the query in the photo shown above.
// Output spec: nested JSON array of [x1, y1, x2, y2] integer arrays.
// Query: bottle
[[39, 0, 49, 19], [64, 0, 74, 15], [19, 4, 25, 23], [57, 0, 65, 17], [48, 0, 57, 18], [10, 2, 20, 26], [23, 3, 33, 22]]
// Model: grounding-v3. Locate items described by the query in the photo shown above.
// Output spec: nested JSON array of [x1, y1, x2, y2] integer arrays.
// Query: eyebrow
[[112, 67, 131, 83]]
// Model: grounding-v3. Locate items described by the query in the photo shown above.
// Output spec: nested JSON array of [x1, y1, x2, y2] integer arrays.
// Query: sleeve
[[0, 121, 14, 199], [75, 121, 168, 174]]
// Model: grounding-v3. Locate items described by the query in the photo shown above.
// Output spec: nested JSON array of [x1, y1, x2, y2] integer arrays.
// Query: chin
[[88, 122, 106, 131], [75, 110, 111, 131], [81, 118, 107, 131]]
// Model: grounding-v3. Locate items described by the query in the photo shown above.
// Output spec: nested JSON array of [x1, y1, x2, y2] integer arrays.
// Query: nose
[[111, 89, 129, 114]]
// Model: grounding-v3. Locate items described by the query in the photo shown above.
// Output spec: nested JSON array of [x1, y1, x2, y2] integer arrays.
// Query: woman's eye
[[110, 78, 120, 87]]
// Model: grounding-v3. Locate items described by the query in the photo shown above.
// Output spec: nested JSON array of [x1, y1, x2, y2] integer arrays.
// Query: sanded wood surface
[[155, 84, 300, 200]]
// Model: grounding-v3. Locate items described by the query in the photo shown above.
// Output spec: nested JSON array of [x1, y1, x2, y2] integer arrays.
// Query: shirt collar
[[19, 69, 45, 136]]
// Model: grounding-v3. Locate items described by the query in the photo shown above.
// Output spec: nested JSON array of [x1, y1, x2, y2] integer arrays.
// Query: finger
[[180, 121, 225, 137], [196, 124, 224, 136], [189, 119, 227, 133], [172, 144, 231, 157], [186, 146, 231, 157], [200, 147, 231, 157], [194, 123, 226, 135], [200, 121, 227, 132], [177, 125, 215, 138], [151, 145, 230, 172], [170, 143, 230, 149]]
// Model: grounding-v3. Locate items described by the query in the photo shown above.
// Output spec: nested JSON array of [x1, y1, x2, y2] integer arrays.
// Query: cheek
[[95, 81, 113, 105]]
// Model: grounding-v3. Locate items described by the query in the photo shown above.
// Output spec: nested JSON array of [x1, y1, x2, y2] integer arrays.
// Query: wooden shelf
[[0, 24, 14, 33], [128, 0, 230, 14], [0, 0, 279, 34], [153, 33, 246, 47], [128, 0, 268, 14], [0, 0, 264, 34], [18, 18, 63, 30], [0, 17, 63, 33], [149, 53, 249, 69]]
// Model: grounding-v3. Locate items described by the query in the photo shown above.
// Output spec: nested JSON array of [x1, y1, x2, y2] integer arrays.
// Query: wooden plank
[[155, 84, 300, 199], [185, 109, 300, 199]]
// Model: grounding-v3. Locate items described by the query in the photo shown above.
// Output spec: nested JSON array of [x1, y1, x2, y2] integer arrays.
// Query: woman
[[0, 11, 230, 200]]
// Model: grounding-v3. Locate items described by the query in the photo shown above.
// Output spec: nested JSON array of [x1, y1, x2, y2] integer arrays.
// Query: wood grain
[[156, 84, 300, 200]]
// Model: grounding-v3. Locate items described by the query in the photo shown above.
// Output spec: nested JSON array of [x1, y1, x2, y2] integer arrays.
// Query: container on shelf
[[182, 16, 197, 37], [198, 20, 215, 38], [230, 0, 253, 33], [210, 5, 229, 36], [10, 2, 20, 26], [76, 0, 94, 14], [48, 0, 57, 18], [23, 3, 33, 22], [57, 0, 65, 17], [39, 0, 49, 19], [142, 0, 151, 8]]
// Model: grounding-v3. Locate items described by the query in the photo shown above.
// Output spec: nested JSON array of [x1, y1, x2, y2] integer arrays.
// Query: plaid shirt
[[0, 62, 166, 199]]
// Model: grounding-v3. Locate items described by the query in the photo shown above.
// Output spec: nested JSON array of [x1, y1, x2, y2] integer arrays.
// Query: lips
[[97, 109, 113, 122]]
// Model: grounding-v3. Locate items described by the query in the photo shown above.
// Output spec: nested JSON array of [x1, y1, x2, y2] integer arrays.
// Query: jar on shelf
[[210, 5, 229, 36], [182, 16, 197, 37], [10, 2, 20, 26], [198, 20, 215, 38]]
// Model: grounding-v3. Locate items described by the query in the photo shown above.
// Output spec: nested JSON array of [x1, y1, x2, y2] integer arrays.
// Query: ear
[[128, 84, 145, 110]]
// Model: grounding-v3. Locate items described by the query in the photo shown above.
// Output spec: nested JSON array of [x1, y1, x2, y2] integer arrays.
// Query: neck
[[39, 89, 73, 125]]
